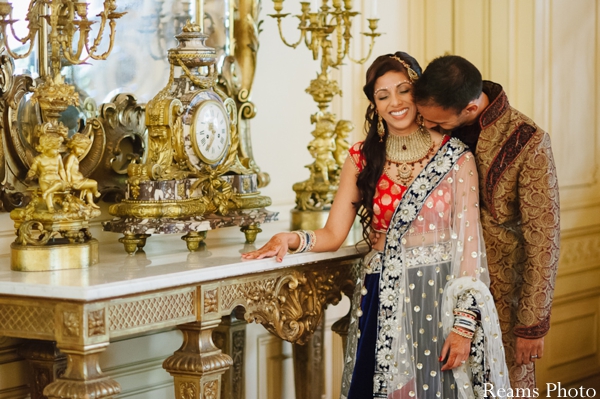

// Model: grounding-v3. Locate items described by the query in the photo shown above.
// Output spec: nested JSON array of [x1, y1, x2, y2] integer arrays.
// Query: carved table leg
[[43, 342, 120, 399], [241, 223, 262, 244], [164, 320, 233, 399], [213, 311, 246, 399], [331, 310, 351, 354], [19, 340, 67, 399], [292, 319, 325, 399]]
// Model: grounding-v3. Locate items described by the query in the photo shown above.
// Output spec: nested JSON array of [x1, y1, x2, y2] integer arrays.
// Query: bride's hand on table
[[241, 232, 297, 262]]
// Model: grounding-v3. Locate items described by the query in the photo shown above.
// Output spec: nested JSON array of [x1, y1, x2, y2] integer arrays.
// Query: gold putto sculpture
[[10, 131, 102, 271], [2, 0, 124, 273], [269, 0, 379, 229]]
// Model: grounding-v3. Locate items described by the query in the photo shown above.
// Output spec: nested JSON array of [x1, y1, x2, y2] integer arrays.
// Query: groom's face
[[417, 104, 470, 131]]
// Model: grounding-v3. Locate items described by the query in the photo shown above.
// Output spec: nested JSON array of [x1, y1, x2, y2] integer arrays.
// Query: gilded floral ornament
[[30, 74, 79, 115], [243, 271, 340, 345]]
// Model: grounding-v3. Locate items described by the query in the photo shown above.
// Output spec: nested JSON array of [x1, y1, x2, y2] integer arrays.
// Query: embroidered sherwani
[[452, 81, 561, 392]]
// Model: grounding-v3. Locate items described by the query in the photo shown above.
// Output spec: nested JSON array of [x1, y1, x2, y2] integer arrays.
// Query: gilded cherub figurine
[[333, 119, 353, 166], [26, 133, 68, 212], [307, 115, 337, 184], [65, 133, 101, 208]]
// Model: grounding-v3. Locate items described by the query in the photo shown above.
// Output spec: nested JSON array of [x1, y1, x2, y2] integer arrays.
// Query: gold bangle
[[451, 327, 474, 340], [305, 230, 317, 252]]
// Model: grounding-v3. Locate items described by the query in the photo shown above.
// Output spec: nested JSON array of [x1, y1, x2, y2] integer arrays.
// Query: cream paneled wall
[[1, 0, 599, 397]]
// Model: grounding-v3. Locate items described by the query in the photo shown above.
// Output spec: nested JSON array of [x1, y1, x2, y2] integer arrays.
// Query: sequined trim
[[405, 241, 453, 268], [364, 250, 383, 274]]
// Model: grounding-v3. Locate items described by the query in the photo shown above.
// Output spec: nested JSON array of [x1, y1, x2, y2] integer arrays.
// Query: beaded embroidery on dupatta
[[374, 137, 469, 396], [340, 138, 511, 399]]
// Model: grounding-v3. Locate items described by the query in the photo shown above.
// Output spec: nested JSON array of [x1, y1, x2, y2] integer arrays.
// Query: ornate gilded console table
[[0, 219, 362, 399]]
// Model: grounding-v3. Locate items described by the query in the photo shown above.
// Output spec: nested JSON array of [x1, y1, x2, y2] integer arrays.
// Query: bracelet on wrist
[[287, 230, 317, 254]]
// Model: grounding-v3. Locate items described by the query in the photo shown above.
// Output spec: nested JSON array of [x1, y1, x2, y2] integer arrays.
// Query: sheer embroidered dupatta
[[340, 138, 510, 399]]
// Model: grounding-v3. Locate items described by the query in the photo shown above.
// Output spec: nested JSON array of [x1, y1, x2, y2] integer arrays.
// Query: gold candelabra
[[0, 0, 124, 77], [0, 0, 124, 134], [269, 0, 379, 228]]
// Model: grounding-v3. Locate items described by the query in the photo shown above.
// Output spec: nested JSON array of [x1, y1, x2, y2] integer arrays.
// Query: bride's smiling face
[[373, 71, 419, 136]]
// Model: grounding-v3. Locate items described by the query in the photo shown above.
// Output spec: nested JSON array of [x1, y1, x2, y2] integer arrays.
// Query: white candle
[[312, 0, 318, 12], [370, 0, 378, 18]]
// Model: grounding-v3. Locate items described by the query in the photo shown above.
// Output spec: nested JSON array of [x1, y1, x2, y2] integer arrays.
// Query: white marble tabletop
[[0, 213, 364, 302]]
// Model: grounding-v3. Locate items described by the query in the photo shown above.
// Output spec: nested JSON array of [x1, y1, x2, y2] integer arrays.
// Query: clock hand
[[206, 122, 216, 151]]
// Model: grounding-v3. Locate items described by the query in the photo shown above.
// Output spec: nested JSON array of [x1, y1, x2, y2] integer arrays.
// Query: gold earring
[[416, 113, 425, 129], [377, 114, 385, 142]]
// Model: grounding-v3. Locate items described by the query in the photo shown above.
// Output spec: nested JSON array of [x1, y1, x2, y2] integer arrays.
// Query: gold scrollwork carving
[[92, 93, 146, 201], [242, 270, 342, 344], [0, 50, 33, 210]]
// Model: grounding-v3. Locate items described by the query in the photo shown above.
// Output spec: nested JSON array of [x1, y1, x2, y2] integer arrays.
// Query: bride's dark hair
[[354, 51, 422, 248]]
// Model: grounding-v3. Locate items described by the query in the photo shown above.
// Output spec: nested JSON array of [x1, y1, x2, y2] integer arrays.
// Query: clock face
[[191, 100, 230, 165]]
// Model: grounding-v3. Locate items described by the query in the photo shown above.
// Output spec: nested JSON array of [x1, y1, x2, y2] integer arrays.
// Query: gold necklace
[[385, 126, 434, 186]]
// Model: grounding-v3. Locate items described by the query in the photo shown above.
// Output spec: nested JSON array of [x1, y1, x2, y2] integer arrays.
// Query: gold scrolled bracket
[[91, 93, 146, 202], [242, 269, 347, 345]]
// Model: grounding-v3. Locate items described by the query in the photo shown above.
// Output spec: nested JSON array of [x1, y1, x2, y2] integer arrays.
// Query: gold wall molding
[[557, 227, 600, 276]]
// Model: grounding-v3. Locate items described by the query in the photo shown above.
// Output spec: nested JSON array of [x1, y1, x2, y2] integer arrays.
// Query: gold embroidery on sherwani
[[474, 98, 560, 395]]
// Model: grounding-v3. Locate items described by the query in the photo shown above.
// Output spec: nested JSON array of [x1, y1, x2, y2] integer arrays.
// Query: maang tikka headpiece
[[390, 55, 419, 83]]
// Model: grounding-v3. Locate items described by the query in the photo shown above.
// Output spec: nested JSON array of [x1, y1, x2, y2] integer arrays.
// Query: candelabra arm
[[61, 23, 89, 66], [272, 16, 306, 49], [329, 17, 346, 68], [346, 33, 378, 65], [0, 2, 40, 60], [0, 25, 36, 60], [87, 18, 118, 61]]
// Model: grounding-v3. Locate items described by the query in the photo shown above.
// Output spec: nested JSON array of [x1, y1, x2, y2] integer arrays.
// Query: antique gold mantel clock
[[104, 22, 276, 253]]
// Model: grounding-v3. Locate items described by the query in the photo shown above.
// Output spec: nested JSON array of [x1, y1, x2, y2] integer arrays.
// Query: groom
[[413, 55, 560, 393]]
